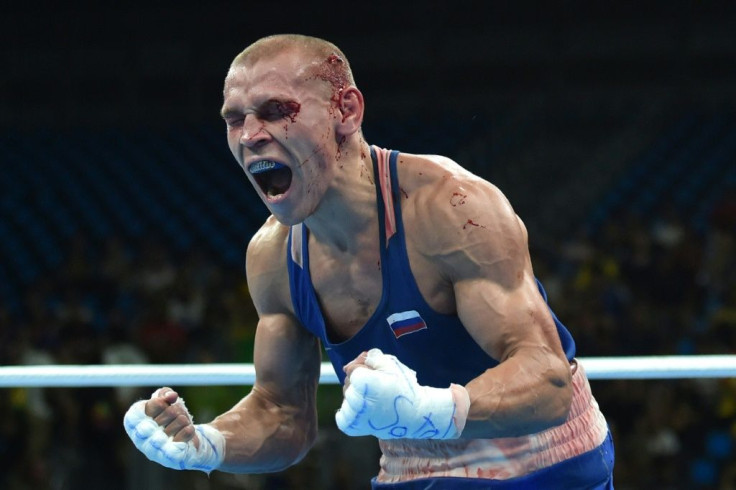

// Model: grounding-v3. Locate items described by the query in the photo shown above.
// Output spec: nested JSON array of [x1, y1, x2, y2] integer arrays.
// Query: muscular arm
[[211, 219, 321, 472], [408, 158, 572, 439], [126, 218, 319, 473], [212, 313, 320, 472], [456, 269, 572, 439]]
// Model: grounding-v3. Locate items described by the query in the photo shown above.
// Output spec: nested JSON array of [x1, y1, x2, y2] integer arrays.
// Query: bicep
[[251, 311, 322, 408], [415, 174, 572, 433], [454, 273, 565, 363], [451, 211, 565, 361], [244, 223, 321, 409], [427, 181, 564, 361], [210, 312, 321, 472]]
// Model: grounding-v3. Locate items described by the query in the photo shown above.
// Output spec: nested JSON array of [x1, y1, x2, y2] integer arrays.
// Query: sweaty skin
[[342, 153, 572, 439], [140, 38, 572, 473]]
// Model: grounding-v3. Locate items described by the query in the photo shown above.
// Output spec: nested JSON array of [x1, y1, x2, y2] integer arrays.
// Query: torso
[[302, 152, 457, 343], [306, 227, 383, 343], [280, 148, 606, 485]]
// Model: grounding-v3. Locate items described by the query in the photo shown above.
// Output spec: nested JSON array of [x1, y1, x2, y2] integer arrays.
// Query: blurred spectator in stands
[[101, 310, 150, 408], [134, 237, 176, 296], [136, 297, 187, 364]]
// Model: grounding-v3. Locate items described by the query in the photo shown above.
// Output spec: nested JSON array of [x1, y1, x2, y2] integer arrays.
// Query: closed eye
[[221, 109, 244, 128], [260, 99, 301, 122], [224, 117, 244, 128]]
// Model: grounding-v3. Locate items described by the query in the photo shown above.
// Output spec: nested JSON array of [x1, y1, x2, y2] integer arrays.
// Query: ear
[[335, 87, 364, 136]]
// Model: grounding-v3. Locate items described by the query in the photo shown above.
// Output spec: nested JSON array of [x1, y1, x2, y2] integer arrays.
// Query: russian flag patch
[[387, 310, 427, 339]]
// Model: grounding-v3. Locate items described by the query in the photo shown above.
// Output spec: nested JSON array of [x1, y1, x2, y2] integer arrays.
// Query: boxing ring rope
[[1, 355, 736, 387]]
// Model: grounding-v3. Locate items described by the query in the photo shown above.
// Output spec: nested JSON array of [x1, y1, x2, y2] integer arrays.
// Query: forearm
[[211, 387, 318, 473], [461, 346, 572, 439]]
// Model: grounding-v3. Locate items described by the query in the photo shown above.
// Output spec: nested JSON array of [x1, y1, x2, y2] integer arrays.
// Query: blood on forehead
[[307, 54, 350, 104]]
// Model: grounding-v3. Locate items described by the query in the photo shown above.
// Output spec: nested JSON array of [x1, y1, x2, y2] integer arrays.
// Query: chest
[[308, 243, 382, 342], [307, 237, 455, 343]]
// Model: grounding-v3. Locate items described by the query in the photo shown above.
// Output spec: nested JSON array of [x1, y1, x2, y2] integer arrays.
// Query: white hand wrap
[[123, 391, 226, 473], [335, 349, 470, 440]]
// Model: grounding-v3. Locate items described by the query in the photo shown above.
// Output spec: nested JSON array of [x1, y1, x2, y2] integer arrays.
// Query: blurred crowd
[[536, 186, 736, 489], [0, 186, 734, 489]]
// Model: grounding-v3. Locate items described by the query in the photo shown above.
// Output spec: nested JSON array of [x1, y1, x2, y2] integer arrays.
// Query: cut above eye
[[248, 161, 292, 197]]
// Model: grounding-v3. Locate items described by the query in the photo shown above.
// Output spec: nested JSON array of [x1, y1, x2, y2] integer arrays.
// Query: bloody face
[[221, 50, 344, 225]]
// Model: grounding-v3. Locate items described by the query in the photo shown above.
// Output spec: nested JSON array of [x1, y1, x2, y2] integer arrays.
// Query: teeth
[[249, 160, 285, 174]]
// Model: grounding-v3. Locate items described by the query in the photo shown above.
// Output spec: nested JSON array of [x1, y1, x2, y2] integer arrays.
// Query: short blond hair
[[231, 34, 356, 90]]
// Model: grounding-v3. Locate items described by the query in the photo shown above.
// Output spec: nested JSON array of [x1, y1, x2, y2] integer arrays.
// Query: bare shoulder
[[245, 215, 293, 314], [397, 153, 530, 285], [396, 152, 503, 206]]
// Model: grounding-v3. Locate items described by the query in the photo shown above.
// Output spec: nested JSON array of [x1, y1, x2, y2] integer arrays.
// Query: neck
[[303, 139, 376, 252]]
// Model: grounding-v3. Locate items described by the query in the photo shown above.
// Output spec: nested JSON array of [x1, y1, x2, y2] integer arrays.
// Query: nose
[[240, 114, 270, 148]]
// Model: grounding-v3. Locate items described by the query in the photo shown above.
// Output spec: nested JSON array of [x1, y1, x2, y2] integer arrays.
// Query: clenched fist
[[123, 387, 225, 473], [335, 349, 470, 440]]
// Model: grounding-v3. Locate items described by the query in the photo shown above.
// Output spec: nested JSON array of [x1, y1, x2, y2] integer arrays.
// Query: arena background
[[1, 1, 735, 488]]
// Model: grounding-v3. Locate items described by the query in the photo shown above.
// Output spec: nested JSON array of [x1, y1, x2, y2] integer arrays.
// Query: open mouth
[[249, 160, 293, 198]]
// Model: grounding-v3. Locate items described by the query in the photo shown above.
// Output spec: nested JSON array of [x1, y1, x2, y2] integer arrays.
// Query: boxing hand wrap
[[336, 349, 470, 440], [123, 391, 226, 473]]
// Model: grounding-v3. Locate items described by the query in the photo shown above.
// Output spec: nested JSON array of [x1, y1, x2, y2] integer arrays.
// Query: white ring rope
[[1, 356, 735, 388]]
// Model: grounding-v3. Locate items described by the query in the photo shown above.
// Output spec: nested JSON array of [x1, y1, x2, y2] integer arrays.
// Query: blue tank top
[[287, 146, 575, 387]]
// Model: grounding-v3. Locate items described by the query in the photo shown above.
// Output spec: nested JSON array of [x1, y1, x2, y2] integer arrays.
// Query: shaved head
[[229, 34, 356, 94]]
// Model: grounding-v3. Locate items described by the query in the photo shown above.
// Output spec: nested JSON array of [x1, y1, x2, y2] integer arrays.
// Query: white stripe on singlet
[[373, 145, 396, 247], [290, 223, 304, 269], [377, 362, 609, 482]]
